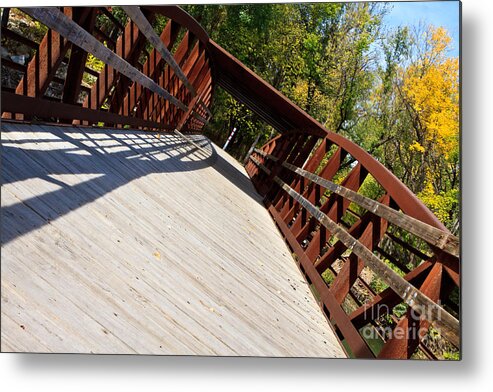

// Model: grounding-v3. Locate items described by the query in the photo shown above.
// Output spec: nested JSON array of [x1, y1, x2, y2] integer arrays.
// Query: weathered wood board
[[1, 122, 345, 357]]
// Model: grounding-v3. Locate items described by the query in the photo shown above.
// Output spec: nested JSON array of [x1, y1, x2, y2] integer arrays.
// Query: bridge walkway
[[1, 122, 345, 357]]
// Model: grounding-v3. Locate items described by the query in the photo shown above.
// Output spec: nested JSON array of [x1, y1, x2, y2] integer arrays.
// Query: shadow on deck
[[1, 122, 262, 245], [1, 121, 345, 357]]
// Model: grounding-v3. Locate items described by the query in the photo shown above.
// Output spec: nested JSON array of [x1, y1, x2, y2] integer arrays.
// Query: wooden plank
[[122, 6, 197, 96], [274, 176, 460, 347], [107, 18, 153, 115], [329, 195, 390, 303], [78, 20, 144, 114], [136, 29, 191, 120], [266, 203, 373, 358], [11, 7, 82, 102], [303, 163, 367, 261], [119, 19, 180, 118], [62, 8, 98, 105]]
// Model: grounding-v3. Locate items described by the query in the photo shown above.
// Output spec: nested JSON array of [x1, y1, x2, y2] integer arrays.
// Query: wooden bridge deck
[[1, 122, 345, 357]]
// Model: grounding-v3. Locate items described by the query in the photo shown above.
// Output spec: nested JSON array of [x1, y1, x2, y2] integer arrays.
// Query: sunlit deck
[[1, 122, 345, 357]]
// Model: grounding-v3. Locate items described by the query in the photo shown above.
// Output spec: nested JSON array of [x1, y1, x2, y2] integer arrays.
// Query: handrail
[[1, 92, 171, 130], [2, 6, 213, 132], [254, 148, 459, 257], [122, 6, 197, 97], [247, 128, 460, 358], [141, 5, 210, 44], [249, 155, 460, 348], [211, 37, 450, 231], [20, 7, 189, 112]]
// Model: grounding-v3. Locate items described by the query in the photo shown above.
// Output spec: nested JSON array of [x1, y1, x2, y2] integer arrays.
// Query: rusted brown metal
[[136, 28, 178, 119], [12, 8, 73, 97], [256, 151, 459, 258], [247, 129, 460, 358], [1, 26, 39, 49], [265, 201, 374, 358], [1, 7, 10, 27], [62, 8, 97, 106], [122, 6, 197, 97], [249, 154, 459, 349], [79, 19, 145, 115], [1, 91, 171, 130]]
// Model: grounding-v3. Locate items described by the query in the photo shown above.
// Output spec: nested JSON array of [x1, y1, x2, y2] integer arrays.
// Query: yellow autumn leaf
[[402, 27, 459, 159]]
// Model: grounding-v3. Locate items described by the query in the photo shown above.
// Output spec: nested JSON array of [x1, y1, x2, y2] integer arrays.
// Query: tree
[[403, 27, 459, 229], [183, 6, 459, 231], [356, 25, 459, 230], [184, 3, 386, 158]]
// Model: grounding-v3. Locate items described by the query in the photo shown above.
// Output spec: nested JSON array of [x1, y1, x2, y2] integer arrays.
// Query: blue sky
[[383, 1, 460, 57]]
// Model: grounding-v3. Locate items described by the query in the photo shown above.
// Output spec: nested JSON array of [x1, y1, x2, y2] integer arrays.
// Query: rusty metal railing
[[246, 132, 460, 359], [1, 6, 212, 133]]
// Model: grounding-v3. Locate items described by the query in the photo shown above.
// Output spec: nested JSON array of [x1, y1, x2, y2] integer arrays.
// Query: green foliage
[[418, 181, 459, 228], [183, 5, 459, 233], [369, 257, 406, 293], [184, 3, 386, 160], [443, 351, 460, 361], [82, 54, 105, 87], [86, 54, 104, 72], [349, 175, 384, 217], [369, 273, 388, 294], [322, 269, 335, 286], [1, 9, 47, 58], [354, 25, 459, 231], [95, 6, 127, 39], [182, 5, 460, 359], [392, 303, 408, 318]]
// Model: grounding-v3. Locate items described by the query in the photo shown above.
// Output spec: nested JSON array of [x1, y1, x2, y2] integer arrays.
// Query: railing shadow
[[1, 123, 263, 245]]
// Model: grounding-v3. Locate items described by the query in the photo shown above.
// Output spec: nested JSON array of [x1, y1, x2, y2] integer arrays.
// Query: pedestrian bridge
[[0, 6, 459, 359], [1, 122, 344, 357]]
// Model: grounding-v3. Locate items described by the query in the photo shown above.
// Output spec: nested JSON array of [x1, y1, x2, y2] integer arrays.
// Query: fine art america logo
[[361, 301, 449, 341]]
